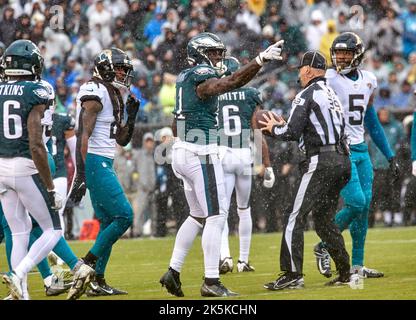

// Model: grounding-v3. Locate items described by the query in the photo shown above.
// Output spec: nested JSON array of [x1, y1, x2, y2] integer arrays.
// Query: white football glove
[[263, 167, 275, 188], [256, 40, 284, 66], [413, 160, 416, 177], [47, 188, 64, 210]]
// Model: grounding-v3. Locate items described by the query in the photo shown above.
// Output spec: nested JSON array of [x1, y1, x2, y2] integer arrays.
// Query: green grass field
[[1, 226, 415, 300]]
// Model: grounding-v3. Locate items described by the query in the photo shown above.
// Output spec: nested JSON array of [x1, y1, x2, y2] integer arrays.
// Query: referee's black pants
[[280, 151, 351, 276]]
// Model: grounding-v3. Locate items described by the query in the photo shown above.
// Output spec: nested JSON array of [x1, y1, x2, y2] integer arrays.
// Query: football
[[255, 110, 282, 134]]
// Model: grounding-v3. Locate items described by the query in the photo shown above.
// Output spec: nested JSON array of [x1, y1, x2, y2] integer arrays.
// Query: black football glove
[[126, 94, 140, 121], [389, 156, 400, 180], [67, 173, 86, 206]]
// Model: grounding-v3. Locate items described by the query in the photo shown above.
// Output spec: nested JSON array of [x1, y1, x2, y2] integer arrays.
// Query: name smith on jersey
[[219, 91, 247, 101]]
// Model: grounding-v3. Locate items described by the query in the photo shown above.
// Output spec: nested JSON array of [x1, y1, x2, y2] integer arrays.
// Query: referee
[[259, 51, 355, 289]]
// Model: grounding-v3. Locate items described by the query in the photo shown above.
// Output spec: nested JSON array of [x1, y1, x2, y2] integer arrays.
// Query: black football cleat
[[86, 280, 128, 296], [160, 268, 184, 297], [264, 272, 304, 291], [200, 281, 238, 297]]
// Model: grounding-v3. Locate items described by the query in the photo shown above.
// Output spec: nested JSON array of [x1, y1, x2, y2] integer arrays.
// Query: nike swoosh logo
[[90, 283, 99, 290], [102, 288, 113, 294]]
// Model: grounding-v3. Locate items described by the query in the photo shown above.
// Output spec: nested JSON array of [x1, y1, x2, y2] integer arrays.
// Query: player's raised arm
[[190, 35, 284, 99]]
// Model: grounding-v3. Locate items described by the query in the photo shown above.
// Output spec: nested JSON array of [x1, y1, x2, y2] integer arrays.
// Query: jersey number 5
[[2, 100, 23, 139], [348, 94, 365, 126]]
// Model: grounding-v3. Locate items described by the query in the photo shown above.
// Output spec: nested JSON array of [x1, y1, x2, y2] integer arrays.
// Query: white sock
[[384, 211, 392, 225], [220, 220, 231, 259], [10, 232, 30, 272], [394, 212, 403, 225], [44, 275, 53, 287], [14, 256, 35, 280], [238, 207, 252, 263], [170, 216, 202, 272], [202, 215, 226, 279], [22, 274, 29, 300]]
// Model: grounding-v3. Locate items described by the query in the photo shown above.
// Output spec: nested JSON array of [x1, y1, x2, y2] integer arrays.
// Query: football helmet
[[330, 32, 365, 74], [2, 39, 43, 78], [187, 32, 226, 69], [93, 47, 133, 88]]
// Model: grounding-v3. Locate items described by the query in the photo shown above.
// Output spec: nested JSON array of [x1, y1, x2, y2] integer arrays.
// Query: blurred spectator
[[65, 1, 89, 44], [319, 19, 339, 65], [276, 18, 307, 57], [329, 0, 349, 21], [400, 0, 416, 59], [15, 13, 31, 40], [376, 5, 403, 62], [369, 108, 405, 227], [158, 73, 176, 122], [43, 27, 72, 69], [368, 54, 390, 83], [71, 29, 102, 66], [87, 0, 113, 48], [215, 18, 238, 53], [108, 0, 129, 19], [335, 10, 350, 34], [0, 6, 16, 46], [280, 0, 306, 27], [374, 86, 394, 110], [305, 9, 327, 51], [144, 9, 166, 46], [235, 0, 261, 34], [392, 80, 414, 108], [133, 132, 156, 237], [153, 127, 173, 237], [23, 0, 45, 16]]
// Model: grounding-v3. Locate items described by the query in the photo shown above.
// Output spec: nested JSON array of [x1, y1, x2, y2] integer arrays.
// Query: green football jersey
[[218, 87, 262, 148], [173, 64, 219, 145], [0, 80, 49, 159], [51, 113, 75, 178]]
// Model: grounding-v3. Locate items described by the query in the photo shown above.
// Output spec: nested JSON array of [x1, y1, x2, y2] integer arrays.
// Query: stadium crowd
[[1, 0, 416, 239]]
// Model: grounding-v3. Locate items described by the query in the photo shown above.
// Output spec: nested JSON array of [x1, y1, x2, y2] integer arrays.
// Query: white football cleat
[[219, 257, 234, 274], [67, 261, 95, 300], [2, 272, 23, 300], [237, 260, 255, 272]]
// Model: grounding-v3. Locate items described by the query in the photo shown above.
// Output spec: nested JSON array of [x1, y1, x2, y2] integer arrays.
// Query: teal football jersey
[[217, 87, 261, 148], [0, 80, 49, 159], [173, 64, 219, 145]]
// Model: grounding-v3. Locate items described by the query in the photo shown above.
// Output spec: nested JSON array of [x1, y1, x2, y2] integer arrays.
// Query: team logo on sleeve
[[34, 88, 49, 99], [195, 67, 215, 75], [367, 83, 372, 89]]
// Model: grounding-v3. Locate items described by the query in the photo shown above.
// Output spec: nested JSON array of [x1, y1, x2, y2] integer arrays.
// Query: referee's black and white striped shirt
[[273, 76, 345, 156]]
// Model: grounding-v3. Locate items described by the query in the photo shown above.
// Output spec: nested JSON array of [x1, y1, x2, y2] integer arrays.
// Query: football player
[[66, 48, 140, 298], [159, 32, 284, 297], [1, 78, 92, 299], [314, 32, 400, 281], [217, 56, 274, 274], [0, 39, 65, 299]]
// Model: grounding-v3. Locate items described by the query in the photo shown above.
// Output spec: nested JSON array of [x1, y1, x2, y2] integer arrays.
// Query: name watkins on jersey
[[219, 91, 246, 101], [0, 84, 24, 96]]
